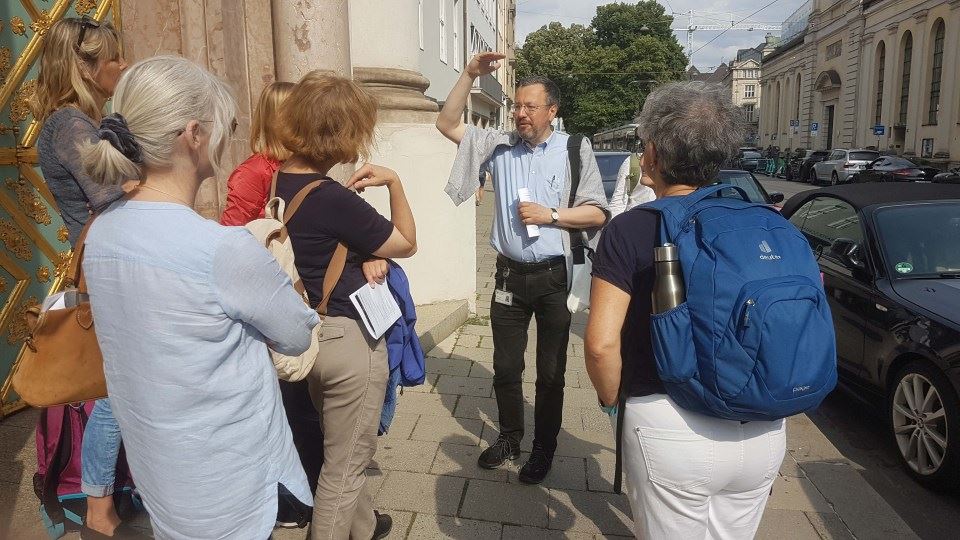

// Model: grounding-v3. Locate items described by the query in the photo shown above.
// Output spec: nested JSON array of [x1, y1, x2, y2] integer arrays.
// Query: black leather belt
[[496, 254, 565, 274]]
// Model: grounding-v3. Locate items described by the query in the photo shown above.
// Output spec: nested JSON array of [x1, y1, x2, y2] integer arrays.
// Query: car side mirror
[[769, 192, 785, 204], [829, 238, 865, 270]]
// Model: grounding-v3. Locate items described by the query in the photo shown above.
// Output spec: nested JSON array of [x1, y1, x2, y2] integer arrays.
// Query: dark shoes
[[518, 441, 554, 484], [372, 511, 393, 540], [477, 435, 521, 469], [80, 522, 150, 539]]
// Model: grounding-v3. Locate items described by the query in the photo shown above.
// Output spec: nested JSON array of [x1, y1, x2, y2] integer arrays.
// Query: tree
[[517, 1, 688, 136]]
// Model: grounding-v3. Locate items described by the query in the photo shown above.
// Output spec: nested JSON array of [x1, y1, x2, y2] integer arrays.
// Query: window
[[928, 20, 944, 124], [439, 0, 448, 64], [795, 74, 801, 120], [789, 197, 863, 266], [744, 103, 755, 121], [825, 40, 843, 60], [745, 84, 756, 98], [418, 0, 424, 50], [875, 42, 885, 125], [898, 32, 912, 125]]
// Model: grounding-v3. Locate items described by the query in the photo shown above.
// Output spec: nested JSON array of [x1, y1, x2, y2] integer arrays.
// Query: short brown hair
[[250, 81, 294, 160], [278, 72, 378, 167]]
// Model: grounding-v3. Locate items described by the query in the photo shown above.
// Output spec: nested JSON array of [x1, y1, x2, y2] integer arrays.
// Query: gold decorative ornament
[[10, 17, 26, 36], [0, 218, 32, 261], [0, 276, 6, 293], [57, 225, 69, 243], [36, 265, 50, 283], [54, 250, 71, 276], [0, 47, 11, 81], [6, 179, 51, 225], [10, 80, 37, 124], [75, 0, 97, 16], [29, 11, 53, 35], [6, 296, 40, 345]]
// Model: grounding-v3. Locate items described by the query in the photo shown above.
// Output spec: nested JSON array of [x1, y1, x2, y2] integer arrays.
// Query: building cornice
[[913, 9, 928, 23], [951, 0, 960, 10]]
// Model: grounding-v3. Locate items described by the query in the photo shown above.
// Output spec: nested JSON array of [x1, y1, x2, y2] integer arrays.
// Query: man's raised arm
[[436, 52, 506, 145]]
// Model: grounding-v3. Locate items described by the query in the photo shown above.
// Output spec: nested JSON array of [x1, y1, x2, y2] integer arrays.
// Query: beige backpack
[[245, 172, 347, 381]]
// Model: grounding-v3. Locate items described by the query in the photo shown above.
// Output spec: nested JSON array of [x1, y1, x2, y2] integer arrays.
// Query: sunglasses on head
[[74, 15, 101, 51]]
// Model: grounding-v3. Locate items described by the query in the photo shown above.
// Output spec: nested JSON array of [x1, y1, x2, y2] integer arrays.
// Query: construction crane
[[673, 10, 782, 61]]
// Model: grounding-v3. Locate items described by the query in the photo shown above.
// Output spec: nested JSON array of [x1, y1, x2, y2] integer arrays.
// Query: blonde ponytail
[[81, 138, 141, 187]]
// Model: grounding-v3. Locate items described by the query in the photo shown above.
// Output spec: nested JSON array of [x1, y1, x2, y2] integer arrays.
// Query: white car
[[812, 149, 881, 185]]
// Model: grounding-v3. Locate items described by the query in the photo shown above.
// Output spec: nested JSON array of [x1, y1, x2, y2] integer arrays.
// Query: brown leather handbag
[[11, 218, 107, 407]]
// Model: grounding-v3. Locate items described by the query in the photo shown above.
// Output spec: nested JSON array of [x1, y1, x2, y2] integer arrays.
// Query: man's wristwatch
[[550, 208, 559, 224]]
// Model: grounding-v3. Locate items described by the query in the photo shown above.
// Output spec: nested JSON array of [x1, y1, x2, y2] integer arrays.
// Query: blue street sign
[[873, 125, 885, 136], [810, 122, 819, 131]]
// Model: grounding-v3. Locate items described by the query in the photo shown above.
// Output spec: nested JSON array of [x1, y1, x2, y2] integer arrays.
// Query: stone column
[[350, 0, 476, 308], [272, 0, 351, 79]]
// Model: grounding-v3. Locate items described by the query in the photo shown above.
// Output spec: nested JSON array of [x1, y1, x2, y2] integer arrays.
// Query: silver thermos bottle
[[652, 243, 685, 313]]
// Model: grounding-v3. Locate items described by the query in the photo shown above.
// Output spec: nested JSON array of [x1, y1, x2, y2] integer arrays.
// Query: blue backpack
[[642, 184, 838, 421]]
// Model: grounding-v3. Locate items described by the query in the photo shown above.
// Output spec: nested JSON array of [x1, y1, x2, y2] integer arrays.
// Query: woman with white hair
[[585, 81, 786, 539], [79, 56, 317, 539]]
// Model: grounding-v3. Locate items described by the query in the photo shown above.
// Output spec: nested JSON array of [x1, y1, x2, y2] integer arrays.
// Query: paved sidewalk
[[1, 187, 919, 539]]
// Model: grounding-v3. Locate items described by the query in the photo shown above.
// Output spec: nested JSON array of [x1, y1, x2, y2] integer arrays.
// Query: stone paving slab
[[375, 471, 466, 517], [548, 488, 634, 536], [460, 478, 551, 528]]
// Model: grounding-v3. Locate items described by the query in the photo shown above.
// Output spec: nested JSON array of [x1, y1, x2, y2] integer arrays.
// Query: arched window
[[898, 32, 912, 126], [795, 74, 801, 121], [928, 20, 945, 124], [875, 42, 885, 126]]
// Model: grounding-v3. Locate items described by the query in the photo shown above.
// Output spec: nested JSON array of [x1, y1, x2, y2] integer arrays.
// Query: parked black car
[[782, 183, 960, 491], [851, 156, 928, 183], [800, 150, 831, 184], [934, 168, 960, 184]]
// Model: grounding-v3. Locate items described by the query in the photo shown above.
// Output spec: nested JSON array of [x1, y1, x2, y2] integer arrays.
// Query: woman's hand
[[346, 164, 399, 193], [362, 258, 389, 286]]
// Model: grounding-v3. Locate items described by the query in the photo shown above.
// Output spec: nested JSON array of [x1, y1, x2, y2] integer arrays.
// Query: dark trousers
[[491, 255, 571, 452], [279, 379, 324, 494]]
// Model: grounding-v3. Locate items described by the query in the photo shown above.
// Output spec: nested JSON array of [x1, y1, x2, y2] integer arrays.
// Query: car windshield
[[875, 203, 960, 278], [884, 158, 918, 168], [850, 151, 880, 161], [715, 172, 768, 204], [741, 152, 761, 159]]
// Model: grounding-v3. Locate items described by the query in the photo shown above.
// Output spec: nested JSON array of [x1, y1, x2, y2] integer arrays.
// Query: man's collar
[[517, 128, 556, 151]]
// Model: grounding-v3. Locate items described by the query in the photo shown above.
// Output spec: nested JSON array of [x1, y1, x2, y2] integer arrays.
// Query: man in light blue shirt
[[438, 52, 608, 484]]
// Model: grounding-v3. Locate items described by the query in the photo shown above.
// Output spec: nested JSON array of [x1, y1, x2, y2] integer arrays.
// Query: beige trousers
[[307, 316, 388, 540]]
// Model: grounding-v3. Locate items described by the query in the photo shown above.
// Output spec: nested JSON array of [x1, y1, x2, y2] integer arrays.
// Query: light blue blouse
[[83, 200, 319, 540]]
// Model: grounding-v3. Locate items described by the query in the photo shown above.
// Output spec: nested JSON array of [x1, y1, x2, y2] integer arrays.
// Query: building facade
[[759, 0, 960, 167], [723, 35, 780, 145], [497, 0, 517, 130]]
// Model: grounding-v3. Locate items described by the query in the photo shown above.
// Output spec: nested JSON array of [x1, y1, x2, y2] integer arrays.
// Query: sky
[[515, 0, 811, 72]]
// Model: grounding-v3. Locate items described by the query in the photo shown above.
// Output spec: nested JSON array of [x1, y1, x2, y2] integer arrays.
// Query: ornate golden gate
[[0, 0, 121, 417]]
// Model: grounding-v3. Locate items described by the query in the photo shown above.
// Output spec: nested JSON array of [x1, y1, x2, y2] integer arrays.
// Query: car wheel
[[850, 173, 859, 184], [830, 172, 840, 186], [888, 361, 960, 491], [808, 169, 817, 184]]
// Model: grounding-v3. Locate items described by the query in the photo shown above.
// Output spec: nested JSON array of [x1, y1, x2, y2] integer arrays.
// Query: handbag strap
[[68, 215, 98, 293]]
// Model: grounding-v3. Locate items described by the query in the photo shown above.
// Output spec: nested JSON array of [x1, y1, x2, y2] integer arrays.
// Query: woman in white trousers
[[585, 81, 786, 540]]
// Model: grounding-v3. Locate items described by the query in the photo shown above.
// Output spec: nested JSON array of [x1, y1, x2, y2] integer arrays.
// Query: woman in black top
[[274, 71, 416, 540], [585, 81, 787, 539]]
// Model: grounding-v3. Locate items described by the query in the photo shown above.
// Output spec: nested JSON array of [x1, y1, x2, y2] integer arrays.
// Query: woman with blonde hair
[[31, 16, 136, 539], [80, 55, 317, 539], [220, 81, 293, 226], [276, 71, 417, 540]]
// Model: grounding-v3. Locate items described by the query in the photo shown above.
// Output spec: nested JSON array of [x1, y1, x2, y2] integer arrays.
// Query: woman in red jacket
[[220, 81, 293, 226]]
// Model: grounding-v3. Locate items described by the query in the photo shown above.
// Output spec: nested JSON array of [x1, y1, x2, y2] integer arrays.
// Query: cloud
[[516, 0, 809, 71]]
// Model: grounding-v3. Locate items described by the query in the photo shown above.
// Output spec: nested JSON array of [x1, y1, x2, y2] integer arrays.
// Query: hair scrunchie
[[97, 113, 143, 164]]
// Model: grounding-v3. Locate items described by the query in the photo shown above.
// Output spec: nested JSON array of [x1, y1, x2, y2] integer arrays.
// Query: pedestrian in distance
[[30, 16, 141, 540], [274, 71, 418, 540], [608, 132, 655, 219], [436, 52, 609, 484], [585, 81, 836, 539], [80, 55, 317, 540]]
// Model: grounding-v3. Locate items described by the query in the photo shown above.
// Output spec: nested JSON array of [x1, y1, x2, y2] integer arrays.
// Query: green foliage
[[516, 1, 688, 136]]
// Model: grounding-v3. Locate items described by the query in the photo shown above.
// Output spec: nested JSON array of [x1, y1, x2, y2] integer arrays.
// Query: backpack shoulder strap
[[269, 169, 279, 201], [317, 244, 347, 318], [283, 179, 328, 225], [566, 134, 585, 209]]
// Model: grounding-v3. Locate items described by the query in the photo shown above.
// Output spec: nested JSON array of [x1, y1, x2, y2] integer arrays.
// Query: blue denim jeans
[[80, 398, 122, 497]]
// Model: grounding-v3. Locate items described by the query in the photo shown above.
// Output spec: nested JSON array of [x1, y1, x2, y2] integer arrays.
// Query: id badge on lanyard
[[494, 266, 513, 306]]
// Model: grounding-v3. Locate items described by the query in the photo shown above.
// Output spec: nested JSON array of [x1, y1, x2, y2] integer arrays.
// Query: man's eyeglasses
[[74, 16, 101, 52], [511, 104, 548, 114]]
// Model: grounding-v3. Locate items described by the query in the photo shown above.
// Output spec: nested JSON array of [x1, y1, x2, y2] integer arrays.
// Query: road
[[755, 172, 960, 539]]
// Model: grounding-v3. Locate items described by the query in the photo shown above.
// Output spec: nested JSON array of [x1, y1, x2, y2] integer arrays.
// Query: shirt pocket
[[534, 173, 563, 208]]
